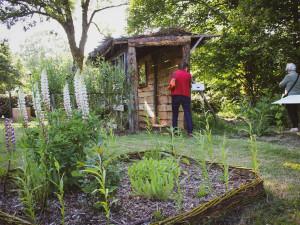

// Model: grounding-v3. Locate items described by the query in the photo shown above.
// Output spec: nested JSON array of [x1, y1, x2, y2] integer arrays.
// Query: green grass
[[1, 122, 299, 225]]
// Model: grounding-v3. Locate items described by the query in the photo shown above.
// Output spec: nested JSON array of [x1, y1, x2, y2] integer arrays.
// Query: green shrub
[[128, 158, 180, 200], [240, 95, 287, 136], [46, 111, 100, 179], [21, 110, 101, 186]]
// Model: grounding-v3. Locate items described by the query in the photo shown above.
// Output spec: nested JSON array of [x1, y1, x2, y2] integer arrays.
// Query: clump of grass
[[220, 135, 229, 190], [194, 132, 212, 196], [204, 114, 214, 159], [144, 115, 153, 134], [247, 123, 259, 172], [128, 158, 180, 200], [197, 182, 210, 197]]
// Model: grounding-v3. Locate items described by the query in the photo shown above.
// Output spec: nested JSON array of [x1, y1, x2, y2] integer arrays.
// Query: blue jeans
[[172, 95, 193, 134]]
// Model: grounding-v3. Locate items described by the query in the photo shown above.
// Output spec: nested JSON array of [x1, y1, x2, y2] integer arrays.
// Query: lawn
[[1, 122, 300, 225]]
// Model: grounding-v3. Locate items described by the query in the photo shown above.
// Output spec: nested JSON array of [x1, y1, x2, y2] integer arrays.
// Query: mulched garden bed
[[0, 154, 263, 225]]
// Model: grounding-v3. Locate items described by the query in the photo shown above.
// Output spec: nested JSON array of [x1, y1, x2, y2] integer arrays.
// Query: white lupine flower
[[73, 69, 89, 119], [80, 77, 89, 119], [18, 88, 28, 127], [40, 69, 51, 111], [32, 84, 44, 121], [63, 83, 72, 117], [74, 70, 82, 110]]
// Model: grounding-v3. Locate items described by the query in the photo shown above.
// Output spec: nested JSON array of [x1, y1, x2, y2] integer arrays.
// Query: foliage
[[84, 60, 128, 129], [220, 135, 229, 190], [0, 0, 127, 69], [16, 152, 47, 223], [128, 0, 300, 105], [78, 143, 122, 195], [193, 131, 212, 195], [21, 111, 101, 186], [0, 41, 21, 93], [197, 183, 210, 198], [83, 153, 115, 225], [46, 111, 100, 180], [240, 96, 287, 136], [51, 160, 65, 225], [144, 115, 153, 134], [128, 157, 180, 200], [247, 124, 259, 173], [203, 113, 214, 159]]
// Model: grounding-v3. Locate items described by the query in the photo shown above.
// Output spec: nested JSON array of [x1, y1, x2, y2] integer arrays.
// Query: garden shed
[[89, 29, 216, 132]]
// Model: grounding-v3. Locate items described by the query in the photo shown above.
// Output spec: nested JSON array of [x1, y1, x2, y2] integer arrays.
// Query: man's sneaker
[[289, 128, 299, 132]]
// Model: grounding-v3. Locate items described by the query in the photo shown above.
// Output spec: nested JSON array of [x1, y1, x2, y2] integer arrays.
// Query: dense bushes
[[21, 111, 101, 186]]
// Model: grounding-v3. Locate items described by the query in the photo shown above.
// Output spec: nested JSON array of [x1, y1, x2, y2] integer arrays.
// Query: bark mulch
[[0, 159, 255, 225]]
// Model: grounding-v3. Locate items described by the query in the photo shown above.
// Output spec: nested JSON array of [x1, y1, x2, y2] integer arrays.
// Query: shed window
[[112, 53, 126, 72], [138, 62, 148, 87]]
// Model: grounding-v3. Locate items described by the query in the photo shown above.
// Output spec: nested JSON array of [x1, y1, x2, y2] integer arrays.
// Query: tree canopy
[[0, 0, 127, 70], [0, 40, 21, 93], [128, 0, 300, 104]]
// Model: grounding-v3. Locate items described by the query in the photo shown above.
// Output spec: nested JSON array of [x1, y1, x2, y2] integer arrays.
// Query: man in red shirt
[[169, 62, 193, 136]]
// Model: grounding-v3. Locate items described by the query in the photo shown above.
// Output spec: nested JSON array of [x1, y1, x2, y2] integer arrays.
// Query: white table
[[273, 95, 300, 104]]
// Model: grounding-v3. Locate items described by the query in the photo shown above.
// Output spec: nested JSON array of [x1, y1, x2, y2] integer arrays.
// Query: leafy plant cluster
[[22, 111, 100, 185], [239, 96, 287, 136], [128, 157, 180, 200], [85, 60, 128, 130]]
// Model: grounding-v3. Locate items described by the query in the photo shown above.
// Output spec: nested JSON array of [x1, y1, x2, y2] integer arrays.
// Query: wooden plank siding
[[137, 46, 184, 128]]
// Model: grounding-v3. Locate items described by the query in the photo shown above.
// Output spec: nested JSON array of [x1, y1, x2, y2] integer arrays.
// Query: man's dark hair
[[179, 62, 189, 70]]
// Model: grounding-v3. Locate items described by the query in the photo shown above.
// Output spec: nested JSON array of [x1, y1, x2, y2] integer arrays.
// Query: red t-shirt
[[170, 69, 192, 97]]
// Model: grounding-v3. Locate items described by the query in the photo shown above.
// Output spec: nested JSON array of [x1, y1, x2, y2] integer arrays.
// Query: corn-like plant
[[194, 132, 211, 196], [203, 114, 214, 160], [51, 159, 65, 225], [16, 153, 45, 224], [83, 153, 112, 225], [128, 158, 180, 200], [220, 135, 229, 190], [144, 115, 152, 134], [168, 126, 176, 155], [246, 123, 259, 173]]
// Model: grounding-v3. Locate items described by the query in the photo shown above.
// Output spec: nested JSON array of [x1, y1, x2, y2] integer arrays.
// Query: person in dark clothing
[[169, 62, 193, 136]]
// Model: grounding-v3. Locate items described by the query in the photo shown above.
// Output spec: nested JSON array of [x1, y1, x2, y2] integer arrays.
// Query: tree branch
[[88, 3, 128, 26]]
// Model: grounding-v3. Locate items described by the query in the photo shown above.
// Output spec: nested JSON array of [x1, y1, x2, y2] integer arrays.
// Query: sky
[[0, 2, 128, 56]]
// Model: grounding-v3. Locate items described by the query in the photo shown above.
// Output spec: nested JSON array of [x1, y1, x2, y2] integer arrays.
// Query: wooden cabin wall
[[137, 54, 155, 127], [137, 46, 184, 128], [156, 47, 184, 128]]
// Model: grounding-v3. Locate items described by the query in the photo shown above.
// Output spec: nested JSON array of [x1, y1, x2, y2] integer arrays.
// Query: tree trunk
[[8, 91, 12, 118]]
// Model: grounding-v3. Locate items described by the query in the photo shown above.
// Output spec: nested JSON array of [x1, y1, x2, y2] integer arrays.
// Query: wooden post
[[182, 43, 191, 130], [182, 43, 191, 67], [127, 45, 139, 132]]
